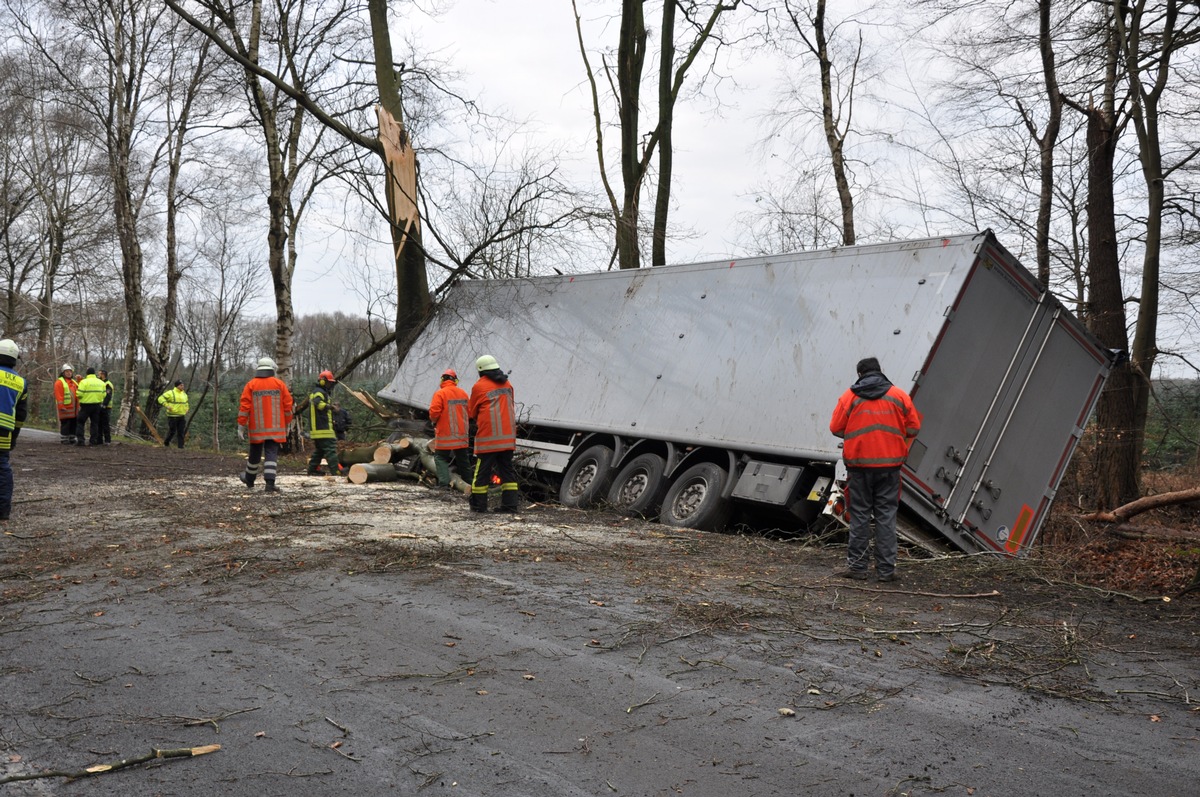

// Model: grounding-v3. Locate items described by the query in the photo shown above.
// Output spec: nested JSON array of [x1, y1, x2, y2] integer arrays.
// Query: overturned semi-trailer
[[380, 231, 1114, 555]]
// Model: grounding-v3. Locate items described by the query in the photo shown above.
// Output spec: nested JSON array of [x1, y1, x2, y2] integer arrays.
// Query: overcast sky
[[287, 0, 791, 316]]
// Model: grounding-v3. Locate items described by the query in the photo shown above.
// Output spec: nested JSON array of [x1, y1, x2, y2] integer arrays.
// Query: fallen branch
[[0, 744, 220, 785], [1079, 486, 1200, 525], [134, 406, 166, 446]]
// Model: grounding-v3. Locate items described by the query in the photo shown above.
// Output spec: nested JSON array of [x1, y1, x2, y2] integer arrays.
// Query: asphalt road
[[0, 433, 1197, 796]]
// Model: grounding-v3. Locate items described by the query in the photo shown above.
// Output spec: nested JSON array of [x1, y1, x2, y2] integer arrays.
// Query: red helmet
[[319, 370, 335, 382], [441, 369, 458, 381]]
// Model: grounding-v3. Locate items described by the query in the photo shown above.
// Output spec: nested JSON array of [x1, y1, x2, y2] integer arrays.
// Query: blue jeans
[[846, 467, 901, 575]]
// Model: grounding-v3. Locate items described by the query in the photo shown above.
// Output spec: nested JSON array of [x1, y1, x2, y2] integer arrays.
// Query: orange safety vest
[[429, 380, 470, 450], [238, 376, 294, 443], [830, 384, 921, 468], [468, 374, 516, 454], [54, 376, 77, 420]]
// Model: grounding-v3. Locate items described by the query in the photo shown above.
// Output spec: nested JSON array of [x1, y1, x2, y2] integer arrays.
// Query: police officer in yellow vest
[[75, 367, 107, 446], [97, 369, 115, 444], [157, 379, 189, 448]]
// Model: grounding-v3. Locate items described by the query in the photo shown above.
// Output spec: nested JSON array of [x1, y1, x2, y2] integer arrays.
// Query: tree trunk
[[650, 0, 675, 267], [1034, 0, 1061, 288], [1084, 101, 1139, 508], [369, 0, 431, 358], [340, 444, 384, 465], [812, 0, 855, 245], [373, 438, 412, 464], [616, 0, 647, 271]]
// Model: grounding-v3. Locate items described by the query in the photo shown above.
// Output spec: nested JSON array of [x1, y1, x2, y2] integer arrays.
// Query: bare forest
[[0, 0, 1199, 539]]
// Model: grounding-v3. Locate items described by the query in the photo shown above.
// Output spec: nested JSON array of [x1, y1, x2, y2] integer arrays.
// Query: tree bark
[[369, 0, 431, 358], [373, 438, 412, 464], [1079, 486, 1200, 524], [1083, 99, 1139, 509], [1034, 0, 1062, 288], [347, 462, 419, 484], [616, 0, 647, 270]]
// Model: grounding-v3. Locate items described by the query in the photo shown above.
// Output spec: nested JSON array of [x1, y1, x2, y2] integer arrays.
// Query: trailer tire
[[661, 462, 733, 531], [559, 444, 614, 508], [606, 453, 669, 519]]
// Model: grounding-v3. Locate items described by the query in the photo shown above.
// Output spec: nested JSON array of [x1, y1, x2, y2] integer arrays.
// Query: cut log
[[340, 443, 384, 466], [347, 463, 421, 484], [349, 463, 397, 484], [373, 438, 412, 464]]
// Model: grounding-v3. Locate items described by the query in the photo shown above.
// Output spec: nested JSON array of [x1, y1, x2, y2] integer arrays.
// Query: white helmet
[[257, 357, 277, 371], [0, 339, 17, 359], [475, 354, 499, 372], [62, 363, 73, 372]]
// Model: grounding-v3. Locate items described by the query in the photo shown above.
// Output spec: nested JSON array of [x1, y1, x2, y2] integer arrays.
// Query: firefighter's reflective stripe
[[0, 368, 25, 451], [309, 388, 336, 440], [469, 377, 516, 455], [250, 389, 286, 441], [431, 382, 470, 449], [239, 376, 294, 444], [830, 385, 920, 469], [54, 377, 77, 418], [442, 398, 469, 447]]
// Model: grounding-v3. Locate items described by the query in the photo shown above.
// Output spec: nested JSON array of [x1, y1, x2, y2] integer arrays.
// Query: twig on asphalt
[[626, 692, 661, 714], [0, 744, 220, 785], [180, 706, 261, 731]]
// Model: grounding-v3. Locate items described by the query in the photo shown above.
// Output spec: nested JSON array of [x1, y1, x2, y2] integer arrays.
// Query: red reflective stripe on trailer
[[1005, 504, 1035, 554]]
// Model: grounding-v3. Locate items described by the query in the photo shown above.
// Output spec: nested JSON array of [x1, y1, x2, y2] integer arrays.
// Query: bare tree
[[573, 0, 743, 269], [167, 0, 433, 365], [777, 0, 862, 245]]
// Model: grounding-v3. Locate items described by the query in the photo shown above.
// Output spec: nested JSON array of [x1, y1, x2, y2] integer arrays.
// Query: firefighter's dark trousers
[[244, 440, 281, 487], [470, 449, 519, 512], [307, 438, 340, 475], [435, 446, 472, 486]]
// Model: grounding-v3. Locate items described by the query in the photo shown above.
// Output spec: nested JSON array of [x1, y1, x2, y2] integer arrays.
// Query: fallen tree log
[[340, 443, 384, 466], [347, 463, 421, 485], [411, 437, 471, 494], [1079, 486, 1200, 525], [373, 438, 412, 464]]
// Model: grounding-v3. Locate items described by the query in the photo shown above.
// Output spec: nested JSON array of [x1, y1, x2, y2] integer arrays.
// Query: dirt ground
[[1, 431, 1198, 796]]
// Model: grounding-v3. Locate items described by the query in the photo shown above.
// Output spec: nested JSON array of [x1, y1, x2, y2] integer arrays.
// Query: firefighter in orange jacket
[[53, 364, 80, 445], [467, 355, 519, 513], [236, 357, 293, 494], [429, 369, 471, 488], [829, 356, 921, 583]]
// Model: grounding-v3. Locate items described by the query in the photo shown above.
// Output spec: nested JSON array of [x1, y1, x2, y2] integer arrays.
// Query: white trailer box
[[381, 231, 1112, 554]]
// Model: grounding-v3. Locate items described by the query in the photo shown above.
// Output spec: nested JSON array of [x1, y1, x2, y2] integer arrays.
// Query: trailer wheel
[[606, 453, 669, 519], [559, 444, 614, 508], [661, 462, 732, 531]]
